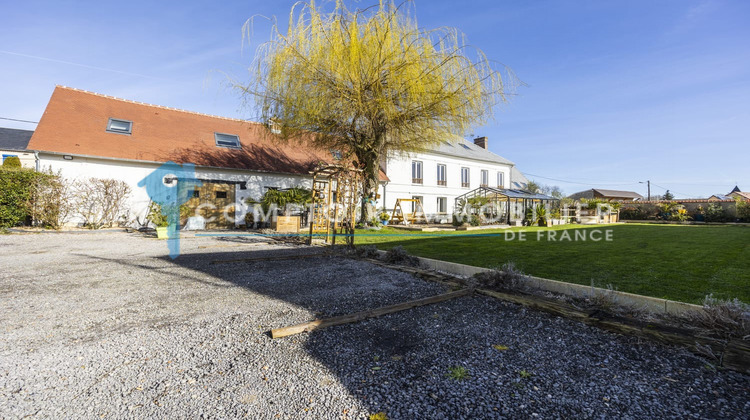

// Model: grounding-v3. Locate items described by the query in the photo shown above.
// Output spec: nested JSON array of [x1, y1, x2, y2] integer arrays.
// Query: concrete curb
[[377, 250, 702, 316]]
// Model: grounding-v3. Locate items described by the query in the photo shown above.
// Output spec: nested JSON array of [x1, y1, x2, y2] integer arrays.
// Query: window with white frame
[[461, 167, 470, 188], [480, 170, 489, 187], [437, 164, 446, 186], [412, 161, 423, 184], [437, 197, 447, 213], [497, 171, 504, 188]]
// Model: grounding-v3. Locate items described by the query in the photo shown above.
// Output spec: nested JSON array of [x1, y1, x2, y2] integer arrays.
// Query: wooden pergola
[[308, 165, 363, 246]]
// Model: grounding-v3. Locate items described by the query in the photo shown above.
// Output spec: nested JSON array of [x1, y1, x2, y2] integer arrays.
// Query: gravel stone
[[0, 231, 748, 419]]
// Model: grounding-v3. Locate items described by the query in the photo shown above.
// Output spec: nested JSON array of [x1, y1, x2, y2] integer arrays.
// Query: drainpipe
[[381, 181, 388, 211], [34, 151, 39, 172]]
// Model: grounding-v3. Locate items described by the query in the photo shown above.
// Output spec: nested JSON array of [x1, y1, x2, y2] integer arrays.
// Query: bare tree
[[74, 178, 132, 229]]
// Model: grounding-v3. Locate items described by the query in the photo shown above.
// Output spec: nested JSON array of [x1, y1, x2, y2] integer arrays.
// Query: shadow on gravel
[[84, 245, 749, 418]]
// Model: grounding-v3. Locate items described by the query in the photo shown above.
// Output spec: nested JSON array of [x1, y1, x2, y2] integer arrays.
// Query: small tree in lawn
[[239, 0, 517, 222], [663, 190, 674, 201]]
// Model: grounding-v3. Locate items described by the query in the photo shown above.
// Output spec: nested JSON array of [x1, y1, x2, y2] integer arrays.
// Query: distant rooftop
[[0, 127, 34, 151], [568, 188, 644, 201]]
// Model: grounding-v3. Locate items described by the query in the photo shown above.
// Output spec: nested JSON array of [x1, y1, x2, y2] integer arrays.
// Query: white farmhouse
[[377, 137, 528, 221], [24, 86, 532, 228]]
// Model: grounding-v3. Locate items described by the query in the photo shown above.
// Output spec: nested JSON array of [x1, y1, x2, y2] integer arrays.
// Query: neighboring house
[[0, 127, 36, 168], [27, 85, 532, 227], [727, 186, 750, 201], [708, 194, 733, 201], [377, 136, 530, 219], [568, 188, 643, 202]]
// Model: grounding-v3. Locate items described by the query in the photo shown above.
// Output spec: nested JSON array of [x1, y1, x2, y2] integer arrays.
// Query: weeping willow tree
[[240, 0, 518, 221]]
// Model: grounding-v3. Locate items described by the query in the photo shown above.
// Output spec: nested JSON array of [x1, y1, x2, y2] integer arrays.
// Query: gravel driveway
[[0, 231, 747, 419]]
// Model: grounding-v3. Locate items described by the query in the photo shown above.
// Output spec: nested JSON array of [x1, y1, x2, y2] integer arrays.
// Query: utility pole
[[640, 180, 651, 200]]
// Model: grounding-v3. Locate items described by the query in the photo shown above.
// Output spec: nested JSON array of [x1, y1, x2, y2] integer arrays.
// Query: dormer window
[[106, 118, 132, 135], [270, 121, 281, 134], [214, 132, 241, 148], [331, 149, 343, 160]]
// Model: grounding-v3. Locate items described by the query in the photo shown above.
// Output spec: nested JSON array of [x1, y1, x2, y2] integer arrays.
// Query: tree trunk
[[356, 146, 380, 225]]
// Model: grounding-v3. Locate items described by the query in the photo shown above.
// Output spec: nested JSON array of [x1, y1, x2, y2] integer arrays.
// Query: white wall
[[1, 150, 35, 169], [38, 153, 312, 227], [378, 150, 513, 220]]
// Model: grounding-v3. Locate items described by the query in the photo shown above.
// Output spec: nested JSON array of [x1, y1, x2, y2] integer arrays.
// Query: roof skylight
[[214, 132, 241, 148], [106, 118, 132, 135]]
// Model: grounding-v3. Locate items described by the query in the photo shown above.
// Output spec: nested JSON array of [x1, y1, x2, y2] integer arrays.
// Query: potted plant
[[535, 204, 548, 227], [550, 208, 562, 225], [147, 202, 190, 239], [378, 209, 391, 226]]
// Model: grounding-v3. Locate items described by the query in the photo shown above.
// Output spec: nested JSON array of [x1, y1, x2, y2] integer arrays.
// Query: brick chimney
[[473, 136, 488, 149]]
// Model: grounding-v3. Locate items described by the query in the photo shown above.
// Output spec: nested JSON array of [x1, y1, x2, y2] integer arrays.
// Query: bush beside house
[[0, 167, 132, 229], [2, 156, 22, 168], [0, 167, 44, 228]]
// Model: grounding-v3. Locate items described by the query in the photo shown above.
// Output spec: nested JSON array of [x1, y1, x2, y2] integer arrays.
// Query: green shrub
[[452, 213, 468, 226], [705, 203, 728, 222], [658, 202, 689, 221], [147, 201, 191, 227], [260, 187, 312, 215], [535, 204, 547, 226], [469, 214, 481, 226], [620, 204, 658, 220], [0, 167, 46, 228], [2, 156, 21, 168], [736, 200, 750, 222]]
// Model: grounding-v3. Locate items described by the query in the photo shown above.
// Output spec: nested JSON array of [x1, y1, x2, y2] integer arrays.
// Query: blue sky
[[1, 0, 748, 198]]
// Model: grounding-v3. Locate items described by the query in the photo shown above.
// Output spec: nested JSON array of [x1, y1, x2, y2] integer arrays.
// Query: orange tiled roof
[[29, 86, 388, 180]]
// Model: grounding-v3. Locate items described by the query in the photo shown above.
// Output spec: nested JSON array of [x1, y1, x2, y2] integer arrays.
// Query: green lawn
[[354, 224, 750, 304]]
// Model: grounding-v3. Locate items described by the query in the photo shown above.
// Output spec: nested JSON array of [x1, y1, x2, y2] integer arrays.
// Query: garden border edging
[[376, 250, 702, 316]]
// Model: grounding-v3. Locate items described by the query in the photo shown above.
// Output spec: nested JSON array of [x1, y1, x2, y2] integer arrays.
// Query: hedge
[[0, 167, 50, 228]]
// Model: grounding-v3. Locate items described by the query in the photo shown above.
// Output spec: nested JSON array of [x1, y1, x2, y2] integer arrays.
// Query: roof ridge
[[56, 85, 262, 125]]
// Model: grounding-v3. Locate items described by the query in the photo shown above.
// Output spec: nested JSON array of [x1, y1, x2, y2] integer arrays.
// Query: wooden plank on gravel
[[211, 253, 327, 264], [271, 288, 473, 339]]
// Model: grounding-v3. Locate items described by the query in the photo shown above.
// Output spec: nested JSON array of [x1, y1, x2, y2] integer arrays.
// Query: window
[[216, 191, 227, 199], [437, 197, 447, 213], [2, 154, 18, 163], [214, 132, 241, 148], [480, 170, 489, 187], [437, 164, 447, 186], [191, 190, 200, 198], [411, 196, 423, 213], [497, 172, 504, 188], [330, 149, 343, 160], [106, 118, 132, 135], [461, 167, 470, 188], [412, 161, 423, 184]]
